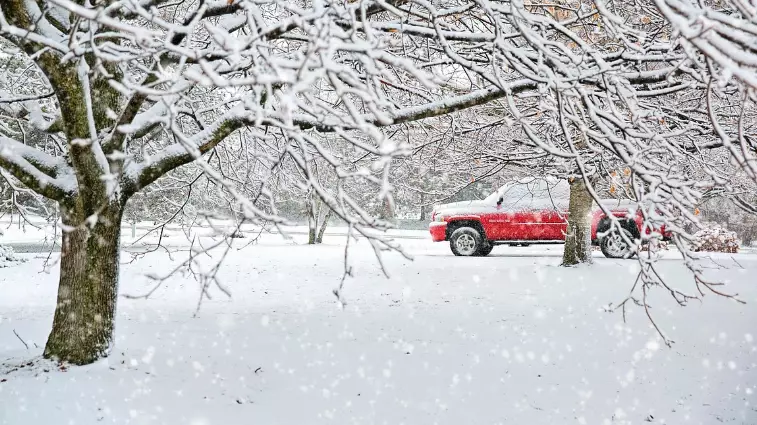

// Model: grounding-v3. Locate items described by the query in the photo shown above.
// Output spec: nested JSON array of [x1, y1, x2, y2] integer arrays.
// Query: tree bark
[[306, 192, 317, 245], [380, 197, 395, 221], [315, 208, 333, 244], [44, 204, 123, 365], [419, 193, 428, 221], [562, 178, 594, 266]]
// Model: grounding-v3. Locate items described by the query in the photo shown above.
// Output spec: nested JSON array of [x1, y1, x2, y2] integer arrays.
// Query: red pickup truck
[[429, 177, 666, 258]]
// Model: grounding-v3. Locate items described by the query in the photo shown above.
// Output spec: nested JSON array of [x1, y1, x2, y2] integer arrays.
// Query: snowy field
[[1, 232, 756, 425], [0, 216, 429, 252]]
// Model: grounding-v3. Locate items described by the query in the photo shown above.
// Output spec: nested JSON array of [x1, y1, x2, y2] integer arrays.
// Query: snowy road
[[1, 237, 755, 425]]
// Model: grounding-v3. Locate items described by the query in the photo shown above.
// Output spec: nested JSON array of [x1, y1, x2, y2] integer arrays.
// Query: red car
[[429, 177, 667, 258]]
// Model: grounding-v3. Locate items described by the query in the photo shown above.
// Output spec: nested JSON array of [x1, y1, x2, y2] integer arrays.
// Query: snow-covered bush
[[692, 223, 740, 253], [0, 245, 26, 268], [698, 194, 757, 247]]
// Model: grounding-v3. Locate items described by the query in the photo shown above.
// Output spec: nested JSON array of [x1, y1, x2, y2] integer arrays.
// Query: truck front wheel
[[450, 227, 484, 256], [600, 227, 637, 259], [475, 243, 494, 257]]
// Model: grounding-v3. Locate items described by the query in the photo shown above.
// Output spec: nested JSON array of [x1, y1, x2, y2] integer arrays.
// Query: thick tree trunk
[[44, 205, 123, 365], [562, 178, 594, 266]]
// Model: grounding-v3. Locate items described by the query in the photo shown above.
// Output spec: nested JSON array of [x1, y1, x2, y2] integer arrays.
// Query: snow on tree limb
[[654, 0, 757, 89], [0, 135, 75, 200]]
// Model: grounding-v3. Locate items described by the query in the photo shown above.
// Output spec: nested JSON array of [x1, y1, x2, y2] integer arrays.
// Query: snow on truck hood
[[435, 200, 488, 210], [433, 200, 495, 216]]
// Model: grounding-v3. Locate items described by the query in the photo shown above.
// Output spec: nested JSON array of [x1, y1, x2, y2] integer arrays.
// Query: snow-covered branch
[[0, 135, 75, 200]]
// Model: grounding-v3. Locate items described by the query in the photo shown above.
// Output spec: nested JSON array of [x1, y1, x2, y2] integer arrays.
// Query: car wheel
[[475, 243, 494, 257], [450, 227, 483, 256], [600, 227, 637, 259]]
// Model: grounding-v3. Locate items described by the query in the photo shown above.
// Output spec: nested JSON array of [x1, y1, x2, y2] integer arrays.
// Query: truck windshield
[[484, 183, 513, 203]]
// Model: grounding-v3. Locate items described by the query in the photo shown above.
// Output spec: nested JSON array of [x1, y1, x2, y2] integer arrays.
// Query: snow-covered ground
[[1, 233, 755, 425]]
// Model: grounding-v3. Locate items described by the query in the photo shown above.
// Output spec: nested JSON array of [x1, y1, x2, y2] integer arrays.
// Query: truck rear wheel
[[450, 227, 483, 256]]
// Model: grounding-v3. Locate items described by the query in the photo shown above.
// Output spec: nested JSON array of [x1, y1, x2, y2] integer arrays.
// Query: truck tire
[[600, 226, 637, 259], [450, 227, 484, 256], [475, 243, 494, 257]]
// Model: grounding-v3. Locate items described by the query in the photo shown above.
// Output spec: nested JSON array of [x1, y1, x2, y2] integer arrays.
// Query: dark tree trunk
[[419, 193, 428, 221], [315, 208, 333, 244], [562, 178, 594, 266], [380, 197, 395, 221], [44, 204, 123, 365], [306, 190, 333, 245], [306, 193, 317, 245]]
